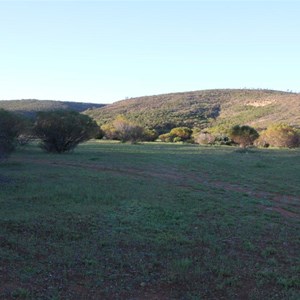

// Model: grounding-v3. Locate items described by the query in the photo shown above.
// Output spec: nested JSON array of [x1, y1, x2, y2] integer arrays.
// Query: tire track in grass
[[13, 157, 300, 219]]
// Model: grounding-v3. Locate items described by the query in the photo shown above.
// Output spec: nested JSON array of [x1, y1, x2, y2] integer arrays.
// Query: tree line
[[1, 108, 299, 160], [158, 124, 300, 149]]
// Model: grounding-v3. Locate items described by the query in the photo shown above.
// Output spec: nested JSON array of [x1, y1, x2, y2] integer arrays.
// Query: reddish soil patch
[[263, 206, 299, 219]]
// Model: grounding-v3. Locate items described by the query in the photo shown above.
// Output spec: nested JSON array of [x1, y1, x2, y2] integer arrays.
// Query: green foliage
[[229, 125, 259, 148], [11, 287, 31, 299], [101, 122, 118, 140], [216, 104, 277, 128], [159, 133, 173, 143], [0, 109, 25, 159], [173, 136, 182, 143], [16, 116, 35, 146], [207, 123, 232, 136], [142, 128, 159, 142], [193, 129, 233, 146], [169, 127, 192, 141], [257, 124, 300, 148], [159, 127, 192, 143], [113, 116, 145, 143], [85, 89, 300, 132], [34, 110, 99, 153], [194, 132, 216, 145], [95, 127, 105, 140], [1, 142, 300, 299], [213, 135, 233, 146], [102, 115, 146, 143]]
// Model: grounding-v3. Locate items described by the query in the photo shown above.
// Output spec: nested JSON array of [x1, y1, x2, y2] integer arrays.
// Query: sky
[[0, 1, 299, 103]]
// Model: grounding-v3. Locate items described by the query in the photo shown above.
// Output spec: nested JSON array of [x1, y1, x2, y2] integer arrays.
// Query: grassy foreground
[[0, 141, 299, 299]]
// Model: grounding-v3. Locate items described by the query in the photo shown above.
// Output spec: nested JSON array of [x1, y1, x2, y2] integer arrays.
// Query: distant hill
[[0, 99, 105, 118], [84, 89, 300, 132]]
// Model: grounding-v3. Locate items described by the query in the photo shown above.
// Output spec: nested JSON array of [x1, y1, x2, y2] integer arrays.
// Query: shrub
[[0, 109, 23, 159], [169, 127, 192, 141], [112, 116, 145, 143], [34, 110, 99, 153], [142, 128, 159, 142], [258, 124, 299, 148], [101, 123, 118, 140], [254, 134, 270, 148], [159, 133, 173, 143], [16, 116, 34, 146], [214, 135, 233, 146], [95, 127, 105, 139], [229, 125, 259, 148], [159, 127, 192, 143], [102, 116, 155, 143], [173, 137, 182, 143], [194, 132, 215, 145]]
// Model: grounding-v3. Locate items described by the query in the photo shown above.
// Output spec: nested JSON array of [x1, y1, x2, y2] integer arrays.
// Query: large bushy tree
[[229, 125, 259, 148], [34, 110, 99, 153]]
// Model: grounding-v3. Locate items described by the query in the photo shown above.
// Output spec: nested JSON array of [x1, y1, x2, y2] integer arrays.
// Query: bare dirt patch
[[261, 206, 299, 219], [247, 99, 275, 107]]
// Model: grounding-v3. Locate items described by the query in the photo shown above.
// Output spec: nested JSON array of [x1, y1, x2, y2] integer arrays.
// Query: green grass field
[[1, 141, 299, 299]]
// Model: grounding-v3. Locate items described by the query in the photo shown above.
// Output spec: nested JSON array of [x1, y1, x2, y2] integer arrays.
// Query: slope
[[0, 99, 105, 118], [85, 89, 300, 132]]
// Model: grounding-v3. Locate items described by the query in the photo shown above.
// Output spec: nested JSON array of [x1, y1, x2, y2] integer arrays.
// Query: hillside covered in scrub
[[0, 99, 105, 117], [85, 89, 300, 132]]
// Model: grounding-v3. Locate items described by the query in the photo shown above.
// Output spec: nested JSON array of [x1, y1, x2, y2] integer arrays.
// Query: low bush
[[102, 116, 158, 143], [194, 132, 215, 145], [257, 124, 299, 148], [142, 128, 159, 142], [173, 137, 182, 143], [159, 127, 193, 143], [169, 127, 192, 141], [159, 133, 173, 143]]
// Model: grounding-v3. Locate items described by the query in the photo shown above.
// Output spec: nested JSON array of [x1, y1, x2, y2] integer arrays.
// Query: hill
[[84, 89, 300, 132], [0, 99, 105, 117]]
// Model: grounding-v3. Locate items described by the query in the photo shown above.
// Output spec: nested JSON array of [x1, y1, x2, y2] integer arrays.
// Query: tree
[[229, 125, 259, 148], [34, 110, 99, 153], [0, 109, 23, 159], [103, 116, 145, 143], [258, 124, 299, 148]]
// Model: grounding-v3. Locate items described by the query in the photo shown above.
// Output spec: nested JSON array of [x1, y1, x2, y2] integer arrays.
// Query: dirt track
[[12, 157, 300, 220]]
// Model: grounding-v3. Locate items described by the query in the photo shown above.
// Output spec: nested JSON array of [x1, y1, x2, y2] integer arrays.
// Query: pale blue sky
[[0, 1, 299, 103]]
